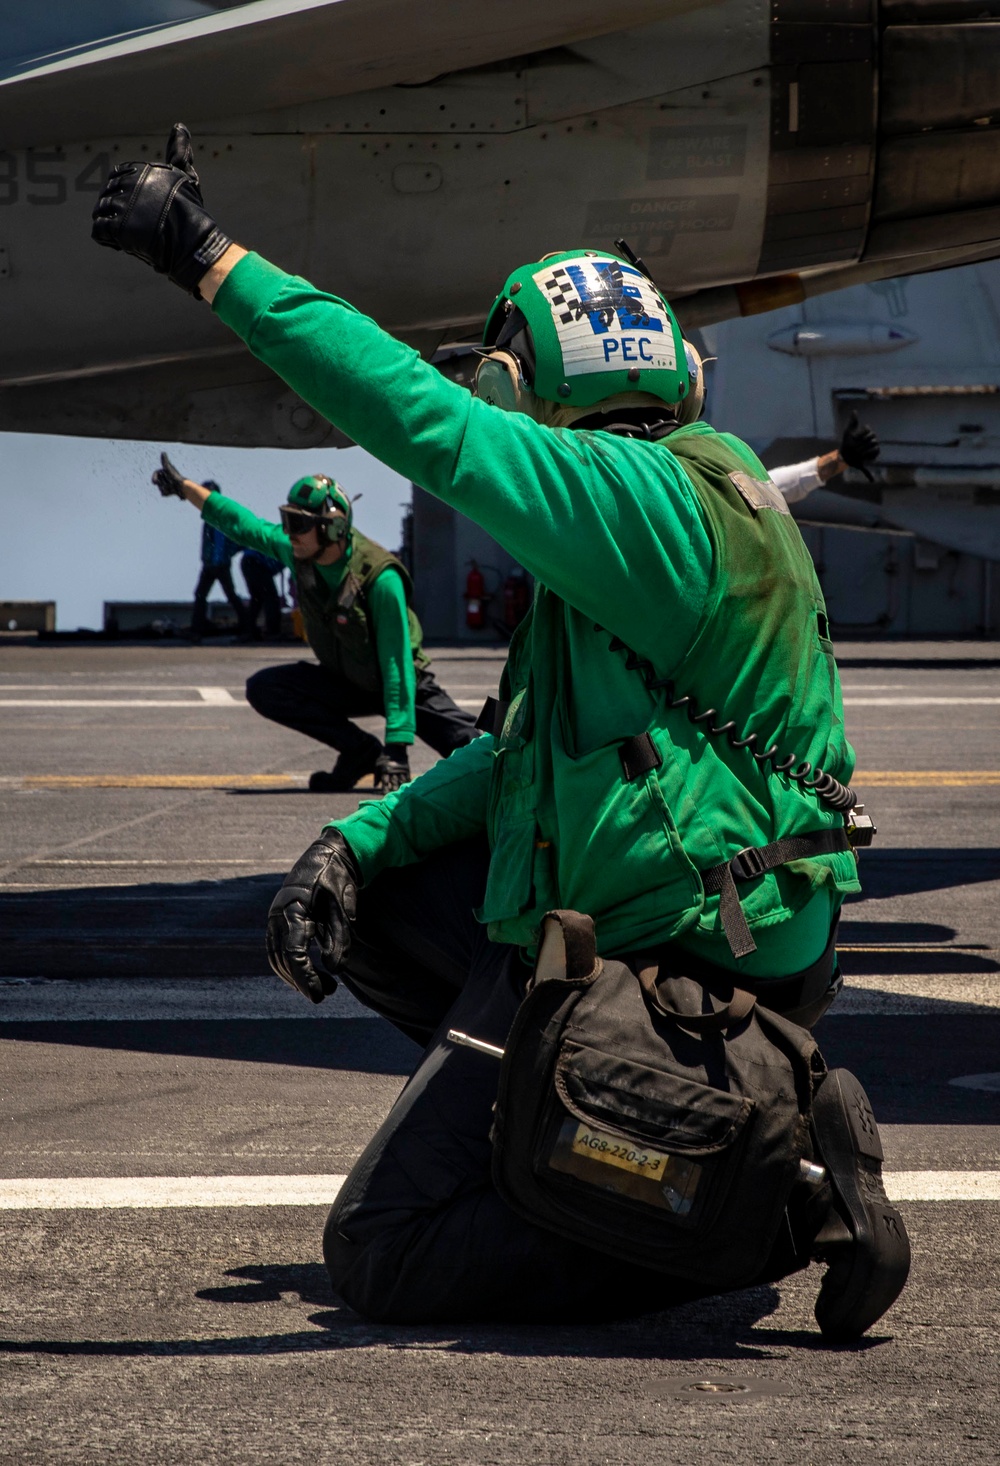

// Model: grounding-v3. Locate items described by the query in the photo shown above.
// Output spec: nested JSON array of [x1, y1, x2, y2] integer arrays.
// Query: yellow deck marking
[[21, 774, 297, 789], [18, 773, 378, 790], [12, 770, 993, 790]]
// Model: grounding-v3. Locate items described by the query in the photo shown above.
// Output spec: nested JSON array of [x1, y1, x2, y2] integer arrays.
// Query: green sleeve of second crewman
[[329, 731, 493, 883], [200, 492, 295, 570], [368, 568, 416, 745]]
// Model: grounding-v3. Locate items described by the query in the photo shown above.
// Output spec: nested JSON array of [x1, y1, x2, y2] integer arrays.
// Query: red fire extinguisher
[[502, 571, 531, 631], [464, 560, 487, 630]]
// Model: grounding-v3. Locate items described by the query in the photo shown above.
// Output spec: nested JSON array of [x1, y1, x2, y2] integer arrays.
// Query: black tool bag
[[491, 910, 824, 1289]]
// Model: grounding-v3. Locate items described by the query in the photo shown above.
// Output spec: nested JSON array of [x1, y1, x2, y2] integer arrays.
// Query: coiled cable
[[598, 627, 857, 813]]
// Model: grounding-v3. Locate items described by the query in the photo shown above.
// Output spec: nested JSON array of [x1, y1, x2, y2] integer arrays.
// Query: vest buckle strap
[[730, 845, 768, 881], [701, 828, 852, 959]]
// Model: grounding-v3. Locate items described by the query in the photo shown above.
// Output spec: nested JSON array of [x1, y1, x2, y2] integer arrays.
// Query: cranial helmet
[[475, 249, 694, 427], [281, 475, 354, 550]]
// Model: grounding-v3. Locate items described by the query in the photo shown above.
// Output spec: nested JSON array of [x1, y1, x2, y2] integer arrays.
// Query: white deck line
[[0, 1171, 995, 1209], [0, 1175, 348, 1209], [0, 699, 248, 708], [6, 695, 996, 710], [196, 687, 238, 704], [16, 694, 996, 708], [0, 685, 243, 692], [841, 696, 1000, 706]]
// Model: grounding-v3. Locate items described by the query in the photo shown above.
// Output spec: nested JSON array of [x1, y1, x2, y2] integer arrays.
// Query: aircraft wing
[[7, 0, 1000, 458], [0, 0, 693, 151]]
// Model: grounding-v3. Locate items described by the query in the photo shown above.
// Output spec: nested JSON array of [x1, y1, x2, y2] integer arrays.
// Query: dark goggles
[[280, 505, 325, 537]]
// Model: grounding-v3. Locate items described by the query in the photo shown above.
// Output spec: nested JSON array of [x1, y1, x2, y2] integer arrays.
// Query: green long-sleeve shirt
[[212, 253, 710, 843], [213, 256, 714, 760], [201, 492, 417, 743], [215, 257, 712, 646], [213, 254, 855, 972]]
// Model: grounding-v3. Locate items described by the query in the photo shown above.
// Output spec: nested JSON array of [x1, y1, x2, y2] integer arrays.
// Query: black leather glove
[[151, 452, 186, 499], [839, 412, 880, 481], [265, 830, 360, 1004], [91, 124, 232, 298], [375, 744, 411, 793]]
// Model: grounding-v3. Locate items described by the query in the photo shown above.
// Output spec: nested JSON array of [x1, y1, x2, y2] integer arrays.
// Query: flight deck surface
[[1, 639, 999, 1463]]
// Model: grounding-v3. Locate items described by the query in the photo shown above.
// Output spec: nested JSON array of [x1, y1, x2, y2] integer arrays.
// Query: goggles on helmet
[[280, 506, 329, 537]]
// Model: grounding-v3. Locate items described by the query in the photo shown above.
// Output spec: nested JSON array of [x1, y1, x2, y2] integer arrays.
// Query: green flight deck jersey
[[213, 254, 860, 976], [201, 493, 428, 745]]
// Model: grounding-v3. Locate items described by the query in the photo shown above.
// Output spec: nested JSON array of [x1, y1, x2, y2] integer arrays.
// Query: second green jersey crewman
[[151, 458, 478, 791]]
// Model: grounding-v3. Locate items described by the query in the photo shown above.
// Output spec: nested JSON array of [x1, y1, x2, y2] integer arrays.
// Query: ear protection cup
[[676, 340, 706, 426], [310, 474, 350, 543], [474, 351, 542, 418]]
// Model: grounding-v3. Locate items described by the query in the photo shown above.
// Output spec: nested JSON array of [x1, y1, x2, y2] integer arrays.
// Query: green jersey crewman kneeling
[[151, 456, 479, 793], [94, 125, 910, 1340]]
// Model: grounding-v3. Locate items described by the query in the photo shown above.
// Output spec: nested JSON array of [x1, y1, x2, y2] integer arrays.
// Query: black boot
[[308, 734, 382, 793], [809, 1069, 911, 1343]]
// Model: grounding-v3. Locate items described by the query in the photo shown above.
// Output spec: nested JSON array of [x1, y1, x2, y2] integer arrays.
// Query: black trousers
[[241, 560, 282, 638], [192, 564, 244, 636], [245, 660, 479, 757], [323, 839, 808, 1324]]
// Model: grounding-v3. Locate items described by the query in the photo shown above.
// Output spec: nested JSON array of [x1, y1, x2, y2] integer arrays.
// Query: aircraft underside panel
[[4, 0, 1000, 443]]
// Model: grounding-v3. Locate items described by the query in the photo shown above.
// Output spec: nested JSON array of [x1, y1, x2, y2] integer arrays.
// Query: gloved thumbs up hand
[[152, 452, 187, 499], [91, 124, 232, 298], [839, 412, 880, 482], [164, 123, 199, 182]]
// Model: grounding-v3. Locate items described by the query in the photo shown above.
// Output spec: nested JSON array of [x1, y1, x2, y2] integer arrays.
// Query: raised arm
[[93, 142, 709, 665], [209, 255, 711, 661], [200, 493, 295, 569]]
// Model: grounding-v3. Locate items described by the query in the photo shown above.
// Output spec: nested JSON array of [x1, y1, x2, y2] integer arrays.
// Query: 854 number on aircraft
[[0, 151, 112, 205]]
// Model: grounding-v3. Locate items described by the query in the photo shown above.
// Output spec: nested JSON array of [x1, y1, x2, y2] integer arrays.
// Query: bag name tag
[[547, 1118, 702, 1215]]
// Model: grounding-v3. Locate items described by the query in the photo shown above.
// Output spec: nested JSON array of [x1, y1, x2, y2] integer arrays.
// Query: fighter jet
[[3, 0, 1000, 450]]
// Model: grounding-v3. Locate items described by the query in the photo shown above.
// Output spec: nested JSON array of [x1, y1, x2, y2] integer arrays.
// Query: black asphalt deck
[[1, 639, 999, 1463]]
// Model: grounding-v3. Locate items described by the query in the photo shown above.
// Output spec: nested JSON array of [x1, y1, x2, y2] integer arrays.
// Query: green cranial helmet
[[281, 475, 354, 550], [480, 248, 689, 412]]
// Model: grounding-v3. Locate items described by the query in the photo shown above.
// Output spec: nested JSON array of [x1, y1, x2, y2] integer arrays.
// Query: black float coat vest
[[295, 530, 428, 690]]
